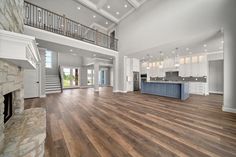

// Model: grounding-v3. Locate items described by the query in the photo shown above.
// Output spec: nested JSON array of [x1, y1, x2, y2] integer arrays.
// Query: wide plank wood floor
[[24, 87, 236, 157]]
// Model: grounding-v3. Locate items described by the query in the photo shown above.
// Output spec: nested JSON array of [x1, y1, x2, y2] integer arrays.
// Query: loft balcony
[[23, 1, 118, 51]]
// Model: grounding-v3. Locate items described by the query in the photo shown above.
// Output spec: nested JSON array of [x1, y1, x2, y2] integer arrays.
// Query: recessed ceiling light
[[124, 4, 128, 8], [110, 58, 113, 60], [107, 5, 110, 9], [70, 49, 73, 52], [105, 21, 109, 25], [116, 12, 120, 15], [77, 6, 80, 10], [186, 48, 189, 51], [221, 40, 224, 44], [172, 51, 175, 54], [203, 44, 207, 47], [36, 42, 39, 45], [204, 49, 208, 52], [93, 15, 96, 18]]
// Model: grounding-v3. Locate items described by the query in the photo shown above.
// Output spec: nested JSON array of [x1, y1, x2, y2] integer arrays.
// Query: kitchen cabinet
[[189, 82, 208, 95], [179, 55, 207, 77], [132, 58, 140, 72]]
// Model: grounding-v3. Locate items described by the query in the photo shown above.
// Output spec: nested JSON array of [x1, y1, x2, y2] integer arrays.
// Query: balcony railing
[[24, 1, 118, 51]]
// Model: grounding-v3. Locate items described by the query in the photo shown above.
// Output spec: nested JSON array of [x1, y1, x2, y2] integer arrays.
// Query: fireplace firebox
[[4, 92, 13, 123]]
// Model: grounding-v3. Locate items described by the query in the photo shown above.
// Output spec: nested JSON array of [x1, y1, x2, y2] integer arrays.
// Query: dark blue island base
[[141, 81, 189, 100]]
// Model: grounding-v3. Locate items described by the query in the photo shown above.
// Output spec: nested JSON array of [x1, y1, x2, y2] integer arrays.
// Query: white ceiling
[[36, 39, 114, 60], [131, 30, 224, 61]]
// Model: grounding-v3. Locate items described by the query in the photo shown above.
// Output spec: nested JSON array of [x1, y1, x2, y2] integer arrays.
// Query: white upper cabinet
[[140, 53, 207, 77], [179, 54, 207, 77], [132, 58, 140, 72]]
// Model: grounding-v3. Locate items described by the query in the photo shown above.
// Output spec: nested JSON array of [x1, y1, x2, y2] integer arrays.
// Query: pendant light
[[174, 48, 180, 67], [146, 54, 150, 69], [159, 51, 164, 69]]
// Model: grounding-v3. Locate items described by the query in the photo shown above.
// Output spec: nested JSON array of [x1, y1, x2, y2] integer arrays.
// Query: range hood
[[0, 29, 40, 69], [166, 71, 179, 77]]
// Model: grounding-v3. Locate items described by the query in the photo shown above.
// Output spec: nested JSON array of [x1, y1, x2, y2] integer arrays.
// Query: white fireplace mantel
[[0, 29, 40, 69]]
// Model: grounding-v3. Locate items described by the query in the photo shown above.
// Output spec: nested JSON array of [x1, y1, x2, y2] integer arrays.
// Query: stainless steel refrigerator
[[133, 72, 139, 91]]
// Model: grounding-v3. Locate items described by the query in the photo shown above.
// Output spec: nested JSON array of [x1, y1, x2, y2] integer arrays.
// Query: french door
[[62, 67, 80, 88]]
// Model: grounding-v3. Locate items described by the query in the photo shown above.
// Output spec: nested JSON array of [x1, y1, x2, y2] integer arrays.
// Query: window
[[87, 69, 94, 85], [45, 51, 52, 68], [192, 56, 198, 63]]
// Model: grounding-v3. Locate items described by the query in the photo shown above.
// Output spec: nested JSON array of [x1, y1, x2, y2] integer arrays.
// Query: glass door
[[99, 70, 106, 85], [62, 67, 80, 88]]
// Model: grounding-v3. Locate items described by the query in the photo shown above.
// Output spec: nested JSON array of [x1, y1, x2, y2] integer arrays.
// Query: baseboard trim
[[222, 106, 236, 113], [40, 95, 46, 98], [209, 91, 223, 94], [113, 90, 127, 93]]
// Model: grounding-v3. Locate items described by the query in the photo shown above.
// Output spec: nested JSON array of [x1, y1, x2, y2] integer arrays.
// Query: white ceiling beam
[[75, 0, 119, 23], [127, 0, 140, 8]]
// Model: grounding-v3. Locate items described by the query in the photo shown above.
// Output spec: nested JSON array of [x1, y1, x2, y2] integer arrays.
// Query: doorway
[[100, 70, 105, 85], [99, 68, 110, 86], [110, 31, 115, 49], [62, 67, 80, 88], [24, 64, 40, 98]]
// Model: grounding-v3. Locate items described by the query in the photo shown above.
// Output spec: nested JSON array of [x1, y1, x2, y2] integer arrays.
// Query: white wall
[[58, 53, 83, 67]]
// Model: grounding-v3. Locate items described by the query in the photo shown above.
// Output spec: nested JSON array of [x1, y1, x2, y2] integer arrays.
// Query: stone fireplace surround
[[0, 60, 46, 157]]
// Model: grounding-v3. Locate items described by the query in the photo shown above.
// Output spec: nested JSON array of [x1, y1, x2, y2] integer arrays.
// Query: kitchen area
[[125, 34, 224, 101]]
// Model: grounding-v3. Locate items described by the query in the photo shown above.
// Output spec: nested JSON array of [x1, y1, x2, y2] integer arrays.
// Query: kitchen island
[[141, 81, 189, 100]]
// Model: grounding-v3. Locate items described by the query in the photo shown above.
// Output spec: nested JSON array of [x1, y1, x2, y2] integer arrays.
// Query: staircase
[[46, 75, 62, 94]]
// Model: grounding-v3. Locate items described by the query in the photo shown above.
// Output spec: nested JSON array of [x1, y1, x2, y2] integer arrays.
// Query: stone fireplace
[[0, 0, 45, 156], [0, 60, 46, 157], [0, 60, 25, 150]]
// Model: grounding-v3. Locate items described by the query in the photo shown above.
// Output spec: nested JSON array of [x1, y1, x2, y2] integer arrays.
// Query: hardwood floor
[[24, 87, 236, 157]]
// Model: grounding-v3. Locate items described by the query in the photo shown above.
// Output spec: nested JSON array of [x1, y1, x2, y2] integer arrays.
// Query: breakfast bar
[[141, 81, 189, 100]]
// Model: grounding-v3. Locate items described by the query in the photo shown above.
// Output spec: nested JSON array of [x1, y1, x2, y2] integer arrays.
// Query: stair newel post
[[95, 30, 98, 45]]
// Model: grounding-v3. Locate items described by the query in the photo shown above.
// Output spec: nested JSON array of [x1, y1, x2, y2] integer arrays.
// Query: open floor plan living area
[[1, 0, 236, 156]]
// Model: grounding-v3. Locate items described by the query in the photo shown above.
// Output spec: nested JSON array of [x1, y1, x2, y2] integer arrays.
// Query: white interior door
[[209, 60, 224, 94], [24, 65, 40, 98]]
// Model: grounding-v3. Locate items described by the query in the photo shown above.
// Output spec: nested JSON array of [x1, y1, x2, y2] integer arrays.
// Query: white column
[[113, 54, 119, 92], [223, 26, 236, 113], [94, 62, 99, 92]]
